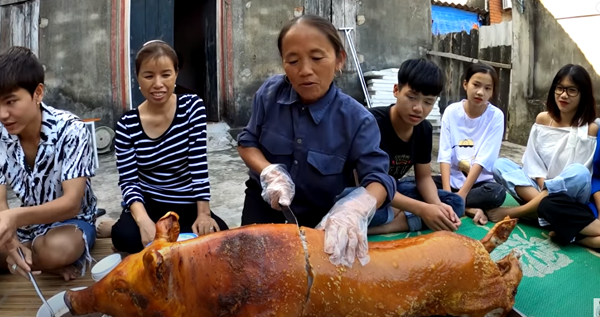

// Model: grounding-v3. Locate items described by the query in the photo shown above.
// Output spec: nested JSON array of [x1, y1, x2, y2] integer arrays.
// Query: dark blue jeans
[[336, 177, 465, 231]]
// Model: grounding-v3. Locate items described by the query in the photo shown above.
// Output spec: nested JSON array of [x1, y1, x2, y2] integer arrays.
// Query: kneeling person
[[362, 59, 465, 235], [0, 46, 98, 281]]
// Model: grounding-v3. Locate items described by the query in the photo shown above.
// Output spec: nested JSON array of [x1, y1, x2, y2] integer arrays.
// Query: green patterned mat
[[368, 215, 600, 317]]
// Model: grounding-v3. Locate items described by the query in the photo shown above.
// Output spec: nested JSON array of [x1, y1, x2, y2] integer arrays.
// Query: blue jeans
[[493, 158, 591, 205], [30, 218, 96, 277], [335, 177, 465, 232]]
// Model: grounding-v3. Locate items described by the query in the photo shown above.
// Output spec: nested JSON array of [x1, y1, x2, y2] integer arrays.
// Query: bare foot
[[97, 220, 116, 238], [472, 209, 488, 225], [486, 207, 513, 223], [46, 265, 81, 281], [464, 208, 487, 225]]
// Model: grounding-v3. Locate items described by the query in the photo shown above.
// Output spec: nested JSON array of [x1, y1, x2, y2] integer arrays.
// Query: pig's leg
[[480, 217, 518, 253]]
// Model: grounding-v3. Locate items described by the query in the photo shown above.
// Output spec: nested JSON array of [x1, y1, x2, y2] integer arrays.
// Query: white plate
[[36, 287, 108, 317]]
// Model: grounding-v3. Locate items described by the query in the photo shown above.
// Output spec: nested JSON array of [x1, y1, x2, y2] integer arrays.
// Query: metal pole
[[339, 27, 372, 108]]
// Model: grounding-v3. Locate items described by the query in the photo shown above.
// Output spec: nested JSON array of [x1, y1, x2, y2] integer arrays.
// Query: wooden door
[[129, 0, 174, 109], [304, 0, 358, 74], [0, 0, 40, 54]]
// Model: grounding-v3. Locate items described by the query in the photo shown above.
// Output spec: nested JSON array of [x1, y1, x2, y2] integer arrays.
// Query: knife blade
[[281, 205, 298, 226]]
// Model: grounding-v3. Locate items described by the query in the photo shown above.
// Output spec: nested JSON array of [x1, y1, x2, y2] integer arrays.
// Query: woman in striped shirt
[[99, 40, 228, 253]]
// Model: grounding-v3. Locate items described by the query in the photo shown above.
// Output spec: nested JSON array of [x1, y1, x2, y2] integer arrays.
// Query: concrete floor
[[5, 124, 528, 230]]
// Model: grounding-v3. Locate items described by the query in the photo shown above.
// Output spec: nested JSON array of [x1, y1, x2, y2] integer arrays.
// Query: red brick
[[489, 0, 503, 24]]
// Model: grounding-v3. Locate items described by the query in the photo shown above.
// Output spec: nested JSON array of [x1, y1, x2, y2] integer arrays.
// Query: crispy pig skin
[[65, 217, 309, 316], [302, 228, 519, 317], [65, 213, 522, 317]]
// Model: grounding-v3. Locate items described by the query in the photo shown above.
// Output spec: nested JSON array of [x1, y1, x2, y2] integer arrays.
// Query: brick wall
[[489, 0, 503, 24]]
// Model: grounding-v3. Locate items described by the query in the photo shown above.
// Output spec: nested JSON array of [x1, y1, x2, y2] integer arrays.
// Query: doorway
[[129, 0, 219, 122], [173, 0, 219, 121]]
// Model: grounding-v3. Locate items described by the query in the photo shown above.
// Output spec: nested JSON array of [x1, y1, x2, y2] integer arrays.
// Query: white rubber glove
[[260, 164, 295, 209], [316, 187, 377, 268]]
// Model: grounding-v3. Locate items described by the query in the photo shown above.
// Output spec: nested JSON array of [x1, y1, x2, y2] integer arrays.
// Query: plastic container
[[177, 233, 198, 242], [146, 233, 198, 247], [91, 253, 122, 282]]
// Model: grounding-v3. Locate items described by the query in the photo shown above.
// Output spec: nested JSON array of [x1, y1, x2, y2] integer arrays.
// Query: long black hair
[[546, 64, 597, 126]]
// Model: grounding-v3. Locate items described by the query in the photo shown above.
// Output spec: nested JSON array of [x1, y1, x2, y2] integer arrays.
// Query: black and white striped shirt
[[115, 94, 210, 207]]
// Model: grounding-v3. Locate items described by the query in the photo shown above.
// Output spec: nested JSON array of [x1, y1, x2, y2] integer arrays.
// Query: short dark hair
[[135, 40, 179, 76], [547, 64, 597, 126], [277, 14, 345, 58], [0, 46, 44, 97], [464, 63, 499, 100], [397, 59, 445, 96]]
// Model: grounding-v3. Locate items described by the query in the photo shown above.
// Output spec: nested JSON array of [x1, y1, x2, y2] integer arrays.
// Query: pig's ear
[[142, 249, 169, 283], [155, 212, 180, 243], [143, 249, 163, 269]]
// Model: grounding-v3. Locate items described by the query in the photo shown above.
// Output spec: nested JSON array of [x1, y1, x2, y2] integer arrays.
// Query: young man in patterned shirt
[[0, 46, 98, 281]]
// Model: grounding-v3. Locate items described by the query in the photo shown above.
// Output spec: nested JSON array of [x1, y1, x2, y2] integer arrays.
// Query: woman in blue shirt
[[237, 15, 396, 267]]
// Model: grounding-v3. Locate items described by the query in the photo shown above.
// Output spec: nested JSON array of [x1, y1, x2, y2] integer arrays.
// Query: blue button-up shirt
[[237, 74, 395, 216]]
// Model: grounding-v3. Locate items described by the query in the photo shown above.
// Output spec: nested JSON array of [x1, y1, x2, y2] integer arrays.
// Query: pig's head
[[65, 212, 185, 317]]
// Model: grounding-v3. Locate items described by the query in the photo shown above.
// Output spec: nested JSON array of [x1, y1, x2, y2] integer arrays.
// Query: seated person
[[0, 46, 98, 281], [491, 64, 598, 222], [364, 59, 464, 235], [97, 40, 228, 254], [436, 63, 507, 225], [538, 125, 600, 250]]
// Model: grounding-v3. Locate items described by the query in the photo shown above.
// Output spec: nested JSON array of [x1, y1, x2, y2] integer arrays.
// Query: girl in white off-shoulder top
[[490, 64, 598, 223]]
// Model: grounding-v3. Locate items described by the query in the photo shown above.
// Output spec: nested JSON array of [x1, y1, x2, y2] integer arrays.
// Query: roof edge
[[432, 0, 488, 15]]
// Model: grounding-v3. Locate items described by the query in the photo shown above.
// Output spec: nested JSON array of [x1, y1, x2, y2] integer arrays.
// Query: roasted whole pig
[[65, 212, 523, 317]]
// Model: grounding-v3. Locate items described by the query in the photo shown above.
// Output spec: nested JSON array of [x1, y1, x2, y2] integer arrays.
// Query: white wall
[[479, 21, 513, 48]]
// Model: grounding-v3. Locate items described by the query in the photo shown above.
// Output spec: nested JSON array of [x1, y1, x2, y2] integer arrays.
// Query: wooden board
[[0, 238, 115, 317], [0, 0, 39, 55]]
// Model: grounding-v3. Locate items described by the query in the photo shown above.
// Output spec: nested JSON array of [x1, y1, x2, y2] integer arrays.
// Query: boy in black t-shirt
[[367, 59, 465, 234]]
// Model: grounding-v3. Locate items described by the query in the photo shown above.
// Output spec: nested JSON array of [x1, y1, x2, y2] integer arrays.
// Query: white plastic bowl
[[176, 232, 198, 242], [91, 253, 122, 282], [36, 286, 86, 317]]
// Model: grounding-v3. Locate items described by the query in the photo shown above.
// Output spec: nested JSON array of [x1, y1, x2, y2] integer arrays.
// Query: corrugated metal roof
[[432, 0, 487, 15]]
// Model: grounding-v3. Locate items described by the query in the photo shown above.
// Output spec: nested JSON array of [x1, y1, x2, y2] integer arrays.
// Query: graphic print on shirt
[[389, 154, 412, 180], [0, 103, 97, 242], [452, 139, 476, 177]]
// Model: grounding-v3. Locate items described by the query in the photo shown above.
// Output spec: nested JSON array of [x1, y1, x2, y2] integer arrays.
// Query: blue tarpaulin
[[432, 5, 480, 35]]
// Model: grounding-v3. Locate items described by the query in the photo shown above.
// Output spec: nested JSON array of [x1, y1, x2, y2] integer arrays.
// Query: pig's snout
[[64, 291, 73, 311]]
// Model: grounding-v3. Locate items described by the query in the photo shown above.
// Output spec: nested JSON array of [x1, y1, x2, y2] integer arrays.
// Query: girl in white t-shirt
[[436, 63, 507, 225], [491, 64, 598, 228]]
